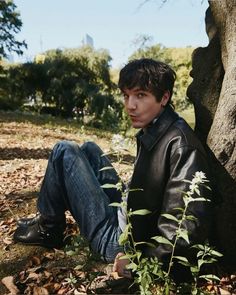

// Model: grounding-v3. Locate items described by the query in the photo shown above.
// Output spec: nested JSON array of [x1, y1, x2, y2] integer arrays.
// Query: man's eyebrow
[[133, 88, 149, 92]]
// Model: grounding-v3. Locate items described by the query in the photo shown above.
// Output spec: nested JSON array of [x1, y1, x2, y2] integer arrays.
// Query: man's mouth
[[129, 114, 138, 120]]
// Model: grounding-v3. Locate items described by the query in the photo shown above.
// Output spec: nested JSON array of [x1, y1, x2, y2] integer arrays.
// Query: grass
[[178, 107, 195, 129]]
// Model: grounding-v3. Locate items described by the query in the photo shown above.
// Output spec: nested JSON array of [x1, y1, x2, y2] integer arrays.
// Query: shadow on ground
[[0, 147, 51, 160]]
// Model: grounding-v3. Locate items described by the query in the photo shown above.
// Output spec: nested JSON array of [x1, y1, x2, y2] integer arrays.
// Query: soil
[[0, 111, 134, 294]]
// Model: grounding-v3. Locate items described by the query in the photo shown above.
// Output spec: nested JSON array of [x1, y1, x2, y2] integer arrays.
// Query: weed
[[109, 172, 222, 295]]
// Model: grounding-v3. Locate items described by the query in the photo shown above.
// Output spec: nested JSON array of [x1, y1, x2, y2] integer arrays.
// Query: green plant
[[109, 171, 222, 295], [64, 272, 78, 287]]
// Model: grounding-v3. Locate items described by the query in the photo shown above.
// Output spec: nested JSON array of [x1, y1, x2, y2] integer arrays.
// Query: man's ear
[[161, 90, 170, 107]]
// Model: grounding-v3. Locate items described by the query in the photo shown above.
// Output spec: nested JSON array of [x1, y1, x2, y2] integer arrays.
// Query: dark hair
[[118, 58, 176, 105]]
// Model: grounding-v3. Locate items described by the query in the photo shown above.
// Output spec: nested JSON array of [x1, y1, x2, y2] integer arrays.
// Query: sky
[[13, 0, 209, 68]]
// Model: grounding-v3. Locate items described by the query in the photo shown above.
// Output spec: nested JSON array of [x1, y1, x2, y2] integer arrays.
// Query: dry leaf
[[206, 284, 214, 292], [74, 288, 86, 294], [111, 271, 122, 280], [218, 288, 232, 295], [31, 256, 41, 266], [33, 286, 49, 295], [53, 283, 61, 291], [43, 270, 52, 279], [3, 237, 13, 245], [57, 286, 69, 294], [27, 272, 40, 281], [1, 276, 20, 295]]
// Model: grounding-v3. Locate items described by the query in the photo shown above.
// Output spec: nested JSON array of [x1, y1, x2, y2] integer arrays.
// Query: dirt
[[1, 111, 235, 295], [0, 112, 134, 294]]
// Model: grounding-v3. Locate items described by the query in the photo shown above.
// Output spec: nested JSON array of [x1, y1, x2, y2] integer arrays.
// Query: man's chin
[[131, 122, 144, 129]]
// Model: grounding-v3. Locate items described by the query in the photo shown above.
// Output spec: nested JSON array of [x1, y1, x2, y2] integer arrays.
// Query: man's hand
[[113, 252, 132, 279]]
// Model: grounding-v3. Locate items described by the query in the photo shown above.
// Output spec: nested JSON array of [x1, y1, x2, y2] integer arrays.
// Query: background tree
[[0, 0, 27, 59], [1, 45, 122, 129]]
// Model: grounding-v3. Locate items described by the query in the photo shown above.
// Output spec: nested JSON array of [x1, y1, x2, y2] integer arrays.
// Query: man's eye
[[123, 94, 128, 100], [137, 93, 145, 98]]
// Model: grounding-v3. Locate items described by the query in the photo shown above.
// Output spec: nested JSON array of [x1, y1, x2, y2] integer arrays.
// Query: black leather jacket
[[127, 106, 212, 264]]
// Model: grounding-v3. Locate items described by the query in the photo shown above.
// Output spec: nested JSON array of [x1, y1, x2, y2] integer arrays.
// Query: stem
[[166, 199, 189, 277], [126, 212, 138, 255]]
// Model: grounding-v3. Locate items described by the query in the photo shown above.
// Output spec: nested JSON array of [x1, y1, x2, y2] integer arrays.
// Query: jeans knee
[[52, 140, 79, 159], [81, 141, 102, 156]]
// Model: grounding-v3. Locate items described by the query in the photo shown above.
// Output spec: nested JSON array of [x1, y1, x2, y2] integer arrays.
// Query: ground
[[0, 111, 134, 294], [0, 111, 235, 295]]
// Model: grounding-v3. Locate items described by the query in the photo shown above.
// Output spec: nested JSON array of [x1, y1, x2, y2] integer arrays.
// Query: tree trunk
[[187, 0, 236, 267]]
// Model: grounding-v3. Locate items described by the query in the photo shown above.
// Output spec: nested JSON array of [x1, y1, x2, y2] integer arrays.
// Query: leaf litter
[[0, 112, 235, 294]]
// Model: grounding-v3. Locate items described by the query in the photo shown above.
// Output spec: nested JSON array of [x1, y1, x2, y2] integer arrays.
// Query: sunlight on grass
[[0, 110, 114, 139], [178, 107, 195, 129]]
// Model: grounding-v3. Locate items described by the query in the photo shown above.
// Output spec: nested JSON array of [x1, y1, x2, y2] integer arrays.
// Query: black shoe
[[13, 221, 65, 249], [17, 213, 41, 227]]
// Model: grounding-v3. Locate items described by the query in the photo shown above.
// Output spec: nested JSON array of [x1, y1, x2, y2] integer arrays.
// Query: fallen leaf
[[53, 283, 61, 291], [57, 286, 69, 294], [27, 272, 40, 281], [1, 276, 20, 295], [111, 271, 122, 280], [33, 286, 49, 295], [218, 288, 232, 295], [3, 237, 13, 245], [31, 256, 41, 266]]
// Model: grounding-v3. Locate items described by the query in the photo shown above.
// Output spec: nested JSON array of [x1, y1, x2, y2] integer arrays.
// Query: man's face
[[122, 87, 166, 129]]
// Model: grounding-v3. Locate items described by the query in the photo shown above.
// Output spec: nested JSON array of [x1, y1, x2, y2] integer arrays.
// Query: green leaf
[[109, 202, 122, 207], [126, 262, 138, 271], [195, 187, 200, 195], [198, 258, 205, 269], [197, 250, 204, 258], [101, 183, 117, 189], [183, 180, 192, 184], [204, 185, 211, 190], [118, 225, 130, 245], [174, 256, 190, 266], [99, 166, 114, 171], [66, 250, 76, 256], [199, 274, 221, 282], [162, 213, 179, 223], [118, 254, 130, 260], [186, 214, 197, 221], [151, 236, 173, 247], [210, 250, 223, 257], [190, 197, 211, 202], [173, 256, 189, 264], [74, 264, 84, 270], [178, 229, 190, 244], [128, 188, 144, 192], [118, 232, 127, 245], [191, 244, 205, 250], [134, 241, 156, 247], [101, 152, 113, 157], [190, 266, 199, 274], [204, 258, 217, 264], [130, 209, 151, 216]]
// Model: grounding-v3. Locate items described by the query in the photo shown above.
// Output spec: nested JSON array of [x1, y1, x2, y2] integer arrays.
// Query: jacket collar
[[136, 106, 179, 151]]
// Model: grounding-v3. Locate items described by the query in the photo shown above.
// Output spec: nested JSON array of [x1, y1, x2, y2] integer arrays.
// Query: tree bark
[[187, 0, 236, 267]]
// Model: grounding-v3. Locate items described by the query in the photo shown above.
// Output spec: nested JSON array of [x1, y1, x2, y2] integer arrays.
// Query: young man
[[14, 58, 212, 279]]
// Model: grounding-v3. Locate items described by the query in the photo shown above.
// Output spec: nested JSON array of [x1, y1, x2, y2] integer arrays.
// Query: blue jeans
[[37, 140, 124, 262]]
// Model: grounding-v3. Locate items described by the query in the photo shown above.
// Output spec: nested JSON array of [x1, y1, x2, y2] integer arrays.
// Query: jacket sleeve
[[143, 145, 213, 264]]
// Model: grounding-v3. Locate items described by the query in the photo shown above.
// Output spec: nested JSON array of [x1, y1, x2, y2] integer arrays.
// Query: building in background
[[82, 34, 94, 48]]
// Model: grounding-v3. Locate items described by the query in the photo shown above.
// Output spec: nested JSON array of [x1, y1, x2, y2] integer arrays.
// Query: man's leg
[[15, 140, 123, 262]]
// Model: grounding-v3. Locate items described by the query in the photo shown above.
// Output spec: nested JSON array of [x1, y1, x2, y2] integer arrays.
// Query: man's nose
[[127, 96, 137, 110]]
